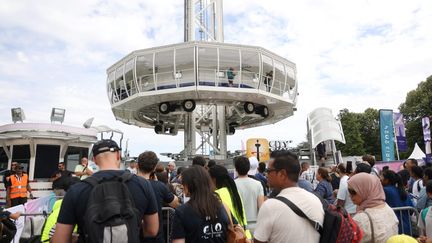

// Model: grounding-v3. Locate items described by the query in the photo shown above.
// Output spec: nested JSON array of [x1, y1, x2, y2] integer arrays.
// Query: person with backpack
[[254, 152, 324, 243], [348, 173, 399, 242], [315, 167, 335, 205], [52, 139, 159, 243], [411, 165, 425, 205]]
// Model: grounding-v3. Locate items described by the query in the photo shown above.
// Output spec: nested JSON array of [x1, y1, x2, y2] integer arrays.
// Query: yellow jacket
[[215, 187, 252, 239]]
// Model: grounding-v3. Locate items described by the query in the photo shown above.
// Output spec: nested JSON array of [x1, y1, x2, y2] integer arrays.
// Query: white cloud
[[1, 0, 431, 158]]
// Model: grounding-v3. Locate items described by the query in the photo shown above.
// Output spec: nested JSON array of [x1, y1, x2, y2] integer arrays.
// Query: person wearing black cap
[[52, 139, 159, 243]]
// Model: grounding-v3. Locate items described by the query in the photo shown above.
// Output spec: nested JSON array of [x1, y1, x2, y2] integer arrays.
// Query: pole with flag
[[422, 117, 432, 164], [380, 109, 395, 162]]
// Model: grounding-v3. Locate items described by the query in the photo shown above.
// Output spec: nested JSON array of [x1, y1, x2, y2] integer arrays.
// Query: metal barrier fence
[[392, 206, 420, 237], [162, 207, 175, 243], [13, 205, 424, 242], [13, 205, 175, 242]]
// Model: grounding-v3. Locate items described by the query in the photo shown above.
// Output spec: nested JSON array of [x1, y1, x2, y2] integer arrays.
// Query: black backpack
[[276, 196, 362, 243], [80, 172, 141, 243], [0, 218, 17, 243]]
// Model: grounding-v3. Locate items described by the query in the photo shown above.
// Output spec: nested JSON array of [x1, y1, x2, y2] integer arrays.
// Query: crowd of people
[[2, 139, 432, 243]]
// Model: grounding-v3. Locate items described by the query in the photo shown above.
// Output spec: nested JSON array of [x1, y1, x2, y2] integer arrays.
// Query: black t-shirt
[[2, 170, 14, 188], [142, 180, 175, 243], [172, 203, 229, 243], [57, 170, 158, 240], [330, 173, 340, 190], [51, 170, 73, 178]]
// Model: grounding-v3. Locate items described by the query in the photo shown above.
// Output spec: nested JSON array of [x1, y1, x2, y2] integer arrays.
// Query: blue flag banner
[[380, 109, 395, 161], [393, 112, 408, 152]]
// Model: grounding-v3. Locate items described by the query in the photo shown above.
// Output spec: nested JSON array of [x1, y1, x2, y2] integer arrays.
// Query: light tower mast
[[183, 0, 227, 159], [184, 0, 224, 42]]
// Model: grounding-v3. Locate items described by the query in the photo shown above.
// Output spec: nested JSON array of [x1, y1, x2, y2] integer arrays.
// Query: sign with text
[[268, 140, 292, 151], [380, 109, 395, 161]]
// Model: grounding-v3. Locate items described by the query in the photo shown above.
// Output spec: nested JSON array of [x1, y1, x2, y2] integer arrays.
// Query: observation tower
[[106, 0, 298, 160]]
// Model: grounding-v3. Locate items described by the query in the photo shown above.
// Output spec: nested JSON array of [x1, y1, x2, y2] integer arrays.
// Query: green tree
[[337, 109, 365, 156], [399, 75, 432, 154], [358, 108, 381, 160]]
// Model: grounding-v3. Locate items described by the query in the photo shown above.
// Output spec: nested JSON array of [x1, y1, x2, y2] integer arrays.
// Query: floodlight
[[51, 108, 66, 123], [11, 108, 25, 123]]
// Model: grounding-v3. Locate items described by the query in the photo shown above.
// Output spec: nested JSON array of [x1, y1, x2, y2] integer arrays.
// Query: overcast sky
[[1, 0, 431, 159]]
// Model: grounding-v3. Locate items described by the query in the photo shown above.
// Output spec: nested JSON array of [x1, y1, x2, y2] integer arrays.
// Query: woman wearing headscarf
[[348, 173, 399, 243]]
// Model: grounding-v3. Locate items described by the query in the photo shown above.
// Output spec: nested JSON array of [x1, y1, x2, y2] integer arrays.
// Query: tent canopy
[[408, 143, 426, 160]]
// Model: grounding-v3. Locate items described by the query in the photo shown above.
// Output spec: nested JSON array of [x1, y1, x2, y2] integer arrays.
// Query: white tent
[[408, 143, 426, 162]]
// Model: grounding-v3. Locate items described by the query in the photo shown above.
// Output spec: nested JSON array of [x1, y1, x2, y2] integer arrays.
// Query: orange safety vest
[[9, 174, 28, 199]]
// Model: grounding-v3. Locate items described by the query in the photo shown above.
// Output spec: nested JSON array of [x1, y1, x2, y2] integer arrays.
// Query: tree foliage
[[399, 75, 432, 154], [358, 108, 381, 160], [337, 109, 366, 156], [336, 75, 432, 159]]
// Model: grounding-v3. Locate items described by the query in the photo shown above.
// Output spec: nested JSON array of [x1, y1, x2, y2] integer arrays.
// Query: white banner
[[5, 194, 55, 241], [6, 205, 25, 243], [25, 193, 56, 214]]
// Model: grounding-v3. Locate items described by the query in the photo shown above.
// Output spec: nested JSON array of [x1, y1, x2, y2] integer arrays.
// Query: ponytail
[[209, 165, 246, 225]]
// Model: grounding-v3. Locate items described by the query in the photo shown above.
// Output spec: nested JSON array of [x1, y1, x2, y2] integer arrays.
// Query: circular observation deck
[[107, 41, 298, 133]]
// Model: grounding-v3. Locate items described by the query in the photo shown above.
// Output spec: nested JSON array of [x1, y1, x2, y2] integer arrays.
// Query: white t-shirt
[[235, 177, 264, 223], [337, 175, 357, 214], [353, 204, 398, 243], [74, 164, 92, 180], [254, 187, 324, 243], [126, 167, 137, 174], [418, 207, 432, 237], [413, 179, 424, 201]]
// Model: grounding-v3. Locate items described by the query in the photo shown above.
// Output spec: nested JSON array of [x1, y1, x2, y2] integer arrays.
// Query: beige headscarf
[[347, 172, 385, 212]]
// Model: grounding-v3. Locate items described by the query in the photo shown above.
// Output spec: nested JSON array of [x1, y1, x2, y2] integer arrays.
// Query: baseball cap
[[92, 139, 121, 157]]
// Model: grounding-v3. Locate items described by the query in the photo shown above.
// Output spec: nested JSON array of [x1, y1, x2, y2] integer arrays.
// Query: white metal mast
[[184, 0, 227, 159]]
